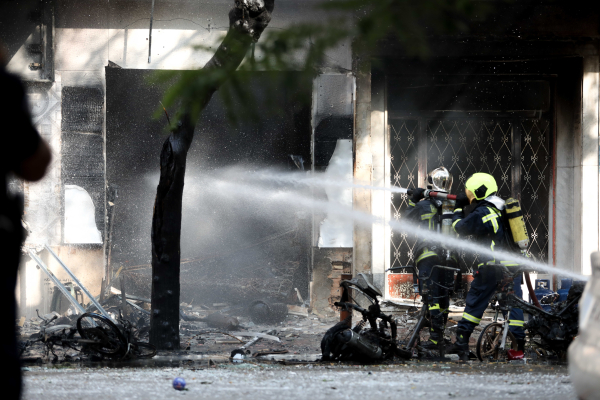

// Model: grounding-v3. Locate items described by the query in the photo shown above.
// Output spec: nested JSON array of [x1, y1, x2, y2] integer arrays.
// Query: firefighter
[[448, 173, 525, 361], [405, 167, 458, 353]]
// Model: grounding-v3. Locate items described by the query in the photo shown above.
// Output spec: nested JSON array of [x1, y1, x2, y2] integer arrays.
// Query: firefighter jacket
[[404, 197, 446, 264], [451, 195, 507, 266]]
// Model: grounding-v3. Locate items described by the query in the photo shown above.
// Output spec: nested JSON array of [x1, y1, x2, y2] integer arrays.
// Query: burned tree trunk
[[150, 0, 275, 350]]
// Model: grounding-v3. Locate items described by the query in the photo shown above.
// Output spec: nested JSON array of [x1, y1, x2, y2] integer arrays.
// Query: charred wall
[[61, 86, 105, 240], [311, 248, 352, 318], [105, 67, 312, 303]]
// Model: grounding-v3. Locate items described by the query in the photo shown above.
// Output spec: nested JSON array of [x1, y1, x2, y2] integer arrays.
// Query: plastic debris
[[507, 349, 524, 360], [173, 377, 186, 390]]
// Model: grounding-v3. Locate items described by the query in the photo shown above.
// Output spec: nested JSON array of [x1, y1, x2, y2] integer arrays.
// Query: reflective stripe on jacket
[[404, 198, 445, 261], [451, 198, 507, 265]]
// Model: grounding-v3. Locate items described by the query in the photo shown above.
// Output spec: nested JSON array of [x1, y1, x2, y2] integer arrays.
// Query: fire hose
[[402, 186, 541, 308], [524, 271, 543, 309], [402, 188, 457, 201]]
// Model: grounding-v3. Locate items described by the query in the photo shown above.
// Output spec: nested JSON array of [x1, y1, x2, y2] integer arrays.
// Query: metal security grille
[[390, 118, 551, 272], [520, 120, 551, 262], [427, 120, 513, 198], [390, 120, 419, 269]]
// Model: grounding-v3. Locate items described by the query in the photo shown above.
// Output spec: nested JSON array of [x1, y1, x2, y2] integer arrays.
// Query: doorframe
[[371, 57, 593, 298]]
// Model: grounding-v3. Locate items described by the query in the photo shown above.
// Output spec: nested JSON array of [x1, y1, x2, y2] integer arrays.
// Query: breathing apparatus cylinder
[[504, 198, 529, 250], [441, 199, 456, 263], [441, 199, 455, 237]]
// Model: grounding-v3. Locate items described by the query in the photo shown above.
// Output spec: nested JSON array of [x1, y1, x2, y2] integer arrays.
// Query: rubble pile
[[17, 284, 326, 366], [20, 242, 321, 366], [176, 310, 332, 363], [21, 248, 578, 367], [125, 258, 304, 306]]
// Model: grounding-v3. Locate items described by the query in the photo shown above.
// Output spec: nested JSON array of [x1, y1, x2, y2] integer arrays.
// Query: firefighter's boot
[[420, 328, 443, 351], [420, 313, 446, 356], [517, 339, 526, 353], [447, 334, 470, 362]]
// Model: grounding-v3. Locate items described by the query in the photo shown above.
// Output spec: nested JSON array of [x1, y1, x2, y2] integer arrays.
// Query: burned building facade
[[365, 4, 600, 301], [1, 0, 598, 318]]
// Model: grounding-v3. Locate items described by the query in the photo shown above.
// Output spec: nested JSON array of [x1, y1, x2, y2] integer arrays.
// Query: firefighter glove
[[411, 188, 426, 203], [455, 192, 470, 209]]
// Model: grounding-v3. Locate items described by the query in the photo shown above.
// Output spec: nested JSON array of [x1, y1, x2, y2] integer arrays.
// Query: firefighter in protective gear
[[404, 167, 458, 352], [448, 173, 525, 361]]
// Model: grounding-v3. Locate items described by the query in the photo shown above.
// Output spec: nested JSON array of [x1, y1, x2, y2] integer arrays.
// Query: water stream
[[195, 168, 588, 281]]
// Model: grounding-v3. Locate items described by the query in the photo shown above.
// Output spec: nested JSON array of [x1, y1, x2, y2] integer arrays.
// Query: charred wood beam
[[150, 0, 275, 350]]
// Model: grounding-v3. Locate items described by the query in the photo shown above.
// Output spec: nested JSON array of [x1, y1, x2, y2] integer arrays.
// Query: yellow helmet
[[465, 173, 497, 200]]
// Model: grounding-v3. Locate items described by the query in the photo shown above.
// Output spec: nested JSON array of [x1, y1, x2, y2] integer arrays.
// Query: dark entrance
[[389, 74, 553, 272], [105, 68, 312, 303]]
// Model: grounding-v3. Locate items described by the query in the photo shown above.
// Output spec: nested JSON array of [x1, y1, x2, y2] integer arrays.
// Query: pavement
[[22, 361, 576, 400], [20, 304, 577, 400]]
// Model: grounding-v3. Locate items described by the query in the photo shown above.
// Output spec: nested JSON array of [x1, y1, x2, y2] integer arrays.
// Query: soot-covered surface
[[62, 86, 105, 240], [105, 68, 312, 303]]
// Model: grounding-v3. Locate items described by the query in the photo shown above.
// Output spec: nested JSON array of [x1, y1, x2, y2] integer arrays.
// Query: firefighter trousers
[[456, 270, 525, 341], [417, 255, 456, 342]]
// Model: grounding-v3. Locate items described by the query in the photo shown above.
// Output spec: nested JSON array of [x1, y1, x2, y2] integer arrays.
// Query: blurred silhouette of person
[[0, 41, 51, 399]]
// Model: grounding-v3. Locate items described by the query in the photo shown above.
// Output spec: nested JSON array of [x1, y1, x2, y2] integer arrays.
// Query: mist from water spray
[[248, 168, 410, 194], [200, 168, 588, 281]]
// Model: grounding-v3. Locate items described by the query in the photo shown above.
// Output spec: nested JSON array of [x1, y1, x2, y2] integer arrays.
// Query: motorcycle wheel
[[77, 313, 127, 356]]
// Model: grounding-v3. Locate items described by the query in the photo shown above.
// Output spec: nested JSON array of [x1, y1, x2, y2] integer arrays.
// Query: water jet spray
[[202, 174, 588, 282]]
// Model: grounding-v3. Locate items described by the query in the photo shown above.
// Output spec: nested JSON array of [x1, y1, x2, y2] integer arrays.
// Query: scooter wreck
[[320, 274, 412, 362]]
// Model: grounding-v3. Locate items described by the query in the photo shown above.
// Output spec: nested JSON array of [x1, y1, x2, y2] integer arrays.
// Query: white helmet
[[427, 167, 453, 193]]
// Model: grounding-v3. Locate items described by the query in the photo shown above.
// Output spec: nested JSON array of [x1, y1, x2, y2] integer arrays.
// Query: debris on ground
[[18, 307, 156, 364], [172, 377, 186, 390], [19, 248, 578, 368], [20, 250, 156, 364], [185, 313, 240, 330]]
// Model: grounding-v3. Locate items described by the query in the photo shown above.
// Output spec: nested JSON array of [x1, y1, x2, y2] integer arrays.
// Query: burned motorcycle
[[476, 265, 584, 361], [320, 274, 411, 362], [523, 281, 584, 359]]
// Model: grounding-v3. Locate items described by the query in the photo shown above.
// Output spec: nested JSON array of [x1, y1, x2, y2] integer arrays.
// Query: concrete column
[[580, 57, 600, 275], [353, 56, 372, 277], [371, 70, 387, 291], [553, 59, 581, 275]]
